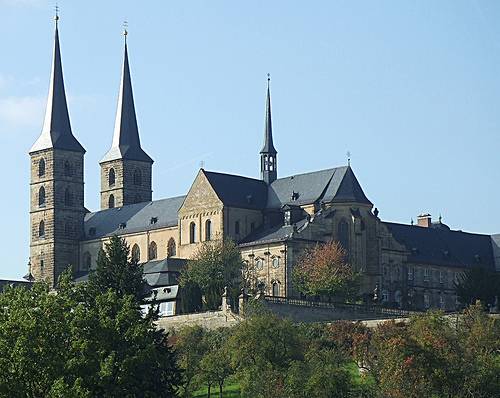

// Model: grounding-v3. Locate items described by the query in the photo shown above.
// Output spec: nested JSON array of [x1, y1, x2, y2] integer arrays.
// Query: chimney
[[417, 213, 432, 228]]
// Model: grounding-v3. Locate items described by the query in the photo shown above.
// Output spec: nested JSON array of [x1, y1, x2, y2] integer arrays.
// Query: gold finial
[[54, 3, 59, 23], [123, 20, 128, 38]]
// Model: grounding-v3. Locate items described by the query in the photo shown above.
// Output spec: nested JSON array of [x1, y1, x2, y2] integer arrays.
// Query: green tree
[[0, 238, 181, 397], [0, 275, 78, 397], [228, 312, 303, 398], [88, 235, 147, 301], [455, 267, 500, 309], [292, 240, 360, 302], [179, 239, 243, 310], [197, 329, 234, 398], [175, 326, 208, 397]]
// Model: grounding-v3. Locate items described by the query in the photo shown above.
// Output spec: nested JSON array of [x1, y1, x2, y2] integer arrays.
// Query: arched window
[[108, 168, 115, 187], [255, 258, 263, 270], [338, 219, 349, 252], [38, 220, 45, 238], [133, 169, 142, 186], [272, 257, 280, 269], [189, 222, 196, 244], [64, 188, 72, 206], [38, 158, 45, 177], [82, 252, 91, 271], [64, 161, 72, 177], [38, 186, 46, 207], [131, 244, 141, 263], [205, 219, 212, 241], [167, 238, 176, 258], [149, 241, 157, 260], [108, 194, 115, 209], [272, 281, 280, 297]]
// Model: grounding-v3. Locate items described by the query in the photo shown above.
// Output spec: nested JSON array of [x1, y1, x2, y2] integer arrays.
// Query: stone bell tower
[[99, 29, 153, 210], [29, 15, 86, 287]]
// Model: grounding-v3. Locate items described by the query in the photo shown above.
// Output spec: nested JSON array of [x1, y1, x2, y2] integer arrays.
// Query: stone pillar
[[238, 290, 249, 317]]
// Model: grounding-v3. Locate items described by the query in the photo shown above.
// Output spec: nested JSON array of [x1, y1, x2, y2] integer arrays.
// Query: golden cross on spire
[[123, 20, 128, 38], [54, 2, 59, 23]]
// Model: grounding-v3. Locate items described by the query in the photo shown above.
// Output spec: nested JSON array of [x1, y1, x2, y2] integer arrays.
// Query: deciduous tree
[[293, 240, 360, 301]]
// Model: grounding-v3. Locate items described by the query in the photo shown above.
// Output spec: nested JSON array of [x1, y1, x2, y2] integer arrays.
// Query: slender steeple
[[30, 14, 85, 154], [260, 74, 277, 184], [101, 29, 152, 164]]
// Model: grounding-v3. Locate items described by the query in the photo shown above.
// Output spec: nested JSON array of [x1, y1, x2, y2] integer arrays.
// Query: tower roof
[[260, 78, 277, 155], [30, 21, 85, 154], [101, 38, 153, 164]]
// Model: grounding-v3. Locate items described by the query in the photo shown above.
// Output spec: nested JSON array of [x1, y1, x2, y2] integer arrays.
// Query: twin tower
[[28, 19, 278, 285]]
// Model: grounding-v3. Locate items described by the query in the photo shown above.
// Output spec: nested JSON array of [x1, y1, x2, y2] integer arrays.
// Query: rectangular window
[[424, 268, 430, 282], [235, 221, 240, 235], [439, 271, 445, 284], [439, 295, 445, 309], [158, 302, 175, 317], [424, 294, 430, 308], [408, 267, 414, 281]]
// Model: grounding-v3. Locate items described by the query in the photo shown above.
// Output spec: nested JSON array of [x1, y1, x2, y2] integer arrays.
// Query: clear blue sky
[[1, 0, 499, 279]]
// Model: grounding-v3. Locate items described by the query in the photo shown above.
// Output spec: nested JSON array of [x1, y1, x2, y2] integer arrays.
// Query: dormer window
[[119, 222, 127, 229], [150, 217, 158, 225], [291, 191, 299, 201], [284, 210, 291, 226]]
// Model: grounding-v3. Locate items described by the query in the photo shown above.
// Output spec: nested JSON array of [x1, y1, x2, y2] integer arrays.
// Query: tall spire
[[30, 14, 85, 154], [260, 75, 277, 155], [101, 29, 152, 164], [260, 74, 277, 184]]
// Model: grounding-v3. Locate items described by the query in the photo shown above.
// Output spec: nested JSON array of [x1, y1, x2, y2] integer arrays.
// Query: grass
[[192, 382, 241, 398]]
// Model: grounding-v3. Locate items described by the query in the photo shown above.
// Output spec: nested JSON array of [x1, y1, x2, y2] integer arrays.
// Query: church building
[[29, 19, 500, 311]]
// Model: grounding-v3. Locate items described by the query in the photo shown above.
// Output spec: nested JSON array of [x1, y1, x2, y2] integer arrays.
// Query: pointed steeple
[[101, 31, 153, 164], [30, 16, 85, 154], [260, 75, 277, 184], [260, 76, 277, 155]]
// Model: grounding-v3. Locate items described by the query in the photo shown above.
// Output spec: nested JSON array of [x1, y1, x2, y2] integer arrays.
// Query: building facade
[[29, 21, 500, 311]]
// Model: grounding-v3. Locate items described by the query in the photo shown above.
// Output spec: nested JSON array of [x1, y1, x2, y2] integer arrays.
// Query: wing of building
[[28, 21, 499, 312]]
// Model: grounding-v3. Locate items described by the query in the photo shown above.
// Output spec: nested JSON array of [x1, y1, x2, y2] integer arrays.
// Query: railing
[[264, 296, 422, 318]]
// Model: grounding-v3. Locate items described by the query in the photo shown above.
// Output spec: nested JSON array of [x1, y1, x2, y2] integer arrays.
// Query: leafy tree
[[228, 312, 303, 398], [455, 266, 500, 309], [292, 240, 360, 301], [88, 235, 147, 301], [197, 329, 234, 398], [179, 239, 243, 310], [175, 326, 208, 397], [0, 275, 78, 397], [0, 237, 182, 397]]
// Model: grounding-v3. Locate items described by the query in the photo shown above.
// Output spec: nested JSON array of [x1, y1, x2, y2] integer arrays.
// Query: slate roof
[[203, 170, 268, 210], [0, 279, 32, 291], [82, 166, 371, 238], [100, 42, 152, 164], [73, 257, 187, 288], [239, 218, 310, 246], [384, 222, 495, 269], [491, 234, 500, 272], [260, 82, 277, 154], [83, 195, 185, 240], [30, 24, 85, 154], [267, 166, 372, 209]]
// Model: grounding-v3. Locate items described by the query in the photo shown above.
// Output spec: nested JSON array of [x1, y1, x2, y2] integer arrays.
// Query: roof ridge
[[276, 166, 347, 181], [86, 194, 186, 216], [203, 169, 265, 183], [383, 221, 491, 238]]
